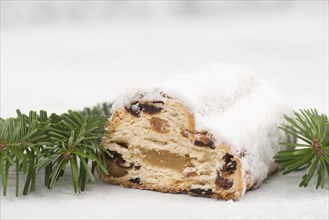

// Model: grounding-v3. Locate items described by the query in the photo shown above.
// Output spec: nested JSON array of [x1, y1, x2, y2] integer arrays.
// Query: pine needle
[[0, 103, 112, 196], [274, 109, 329, 189]]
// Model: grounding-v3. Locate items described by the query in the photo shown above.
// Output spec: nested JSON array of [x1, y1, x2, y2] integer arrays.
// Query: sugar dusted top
[[111, 64, 291, 192]]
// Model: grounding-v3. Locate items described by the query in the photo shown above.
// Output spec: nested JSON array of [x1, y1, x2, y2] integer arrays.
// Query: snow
[[1, 171, 328, 219]]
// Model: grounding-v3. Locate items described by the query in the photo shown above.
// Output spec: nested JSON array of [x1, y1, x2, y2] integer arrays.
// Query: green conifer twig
[[0, 103, 112, 196], [274, 109, 329, 188]]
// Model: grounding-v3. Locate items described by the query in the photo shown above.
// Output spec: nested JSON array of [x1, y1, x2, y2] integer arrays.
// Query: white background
[[1, 1, 328, 219]]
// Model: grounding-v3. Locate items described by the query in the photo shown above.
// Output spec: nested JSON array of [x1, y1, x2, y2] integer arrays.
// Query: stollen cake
[[101, 65, 291, 200]]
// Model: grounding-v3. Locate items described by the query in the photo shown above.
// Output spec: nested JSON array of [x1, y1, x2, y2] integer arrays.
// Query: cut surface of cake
[[101, 65, 291, 200]]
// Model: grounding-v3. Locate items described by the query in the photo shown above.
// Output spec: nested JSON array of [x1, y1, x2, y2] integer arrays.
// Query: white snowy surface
[[1, 1, 328, 220], [1, 171, 328, 219]]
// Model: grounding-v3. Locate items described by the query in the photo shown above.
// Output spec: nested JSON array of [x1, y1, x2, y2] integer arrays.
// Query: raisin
[[117, 142, 128, 149], [188, 188, 213, 196], [152, 101, 165, 104], [223, 153, 234, 163], [222, 161, 237, 174], [125, 101, 164, 116], [221, 153, 237, 174], [215, 175, 233, 190], [194, 139, 215, 149], [129, 178, 141, 184], [139, 101, 163, 114]]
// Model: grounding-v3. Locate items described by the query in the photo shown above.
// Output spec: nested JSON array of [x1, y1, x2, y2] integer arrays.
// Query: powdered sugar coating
[[111, 64, 291, 193]]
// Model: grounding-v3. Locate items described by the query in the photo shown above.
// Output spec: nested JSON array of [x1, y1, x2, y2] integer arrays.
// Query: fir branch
[[0, 103, 112, 196], [275, 109, 329, 189], [79, 102, 112, 118], [0, 110, 50, 196]]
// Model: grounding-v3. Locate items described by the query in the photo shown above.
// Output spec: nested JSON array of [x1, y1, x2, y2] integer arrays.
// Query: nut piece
[[150, 117, 169, 133], [125, 101, 140, 117], [194, 131, 215, 149], [181, 130, 189, 138], [115, 156, 133, 169], [184, 171, 198, 178], [107, 160, 128, 178], [106, 151, 131, 178]]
